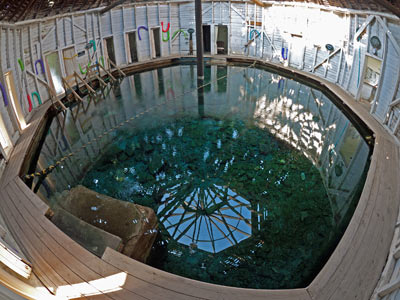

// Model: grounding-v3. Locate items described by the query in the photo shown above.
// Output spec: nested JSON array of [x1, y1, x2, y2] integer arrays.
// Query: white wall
[[0, 1, 399, 160]]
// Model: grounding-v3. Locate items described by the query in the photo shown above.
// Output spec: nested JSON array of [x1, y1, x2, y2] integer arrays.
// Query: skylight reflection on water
[[158, 184, 252, 254]]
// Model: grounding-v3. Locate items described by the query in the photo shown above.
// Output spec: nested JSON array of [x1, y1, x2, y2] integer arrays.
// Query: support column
[[195, 0, 204, 80], [195, 0, 205, 117]]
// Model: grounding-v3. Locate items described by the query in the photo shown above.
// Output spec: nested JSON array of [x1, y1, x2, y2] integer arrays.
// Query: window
[[62, 47, 77, 77], [4, 71, 26, 130]]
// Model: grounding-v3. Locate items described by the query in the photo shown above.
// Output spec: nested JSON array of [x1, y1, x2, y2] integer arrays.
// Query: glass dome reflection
[[158, 184, 253, 253]]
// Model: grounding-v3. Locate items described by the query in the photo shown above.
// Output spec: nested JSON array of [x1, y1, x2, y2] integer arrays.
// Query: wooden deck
[[0, 56, 399, 300]]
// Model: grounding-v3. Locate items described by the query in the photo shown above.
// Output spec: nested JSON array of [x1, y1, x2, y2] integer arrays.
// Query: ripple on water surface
[[34, 64, 371, 289], [83, 117, 335, 289]]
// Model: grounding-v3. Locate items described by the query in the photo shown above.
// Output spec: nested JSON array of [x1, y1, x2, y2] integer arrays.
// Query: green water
[[82, 116, 334, 289], [34, 64, 371, 289]]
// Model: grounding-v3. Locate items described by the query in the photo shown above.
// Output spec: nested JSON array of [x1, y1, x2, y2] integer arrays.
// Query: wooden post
[[74, 72, 96, 95], [98, 63, 117, 82], [108, 59, 126, 77], [62, 77, 83, 102], [46, 84, 67, 111]]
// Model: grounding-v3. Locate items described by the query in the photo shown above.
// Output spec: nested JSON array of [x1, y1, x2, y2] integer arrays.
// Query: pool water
[[83, 116, 334, 289], [32, 63, 371, 289]]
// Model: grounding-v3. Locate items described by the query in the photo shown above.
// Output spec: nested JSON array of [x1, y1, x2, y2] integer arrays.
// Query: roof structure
[[0, 0, 398, 23]]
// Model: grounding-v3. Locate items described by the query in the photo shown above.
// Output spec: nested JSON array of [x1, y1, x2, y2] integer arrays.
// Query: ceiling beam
[[99, 0, 127, 14], [17, 0, 38, 22], [373, 0, 400, 18]]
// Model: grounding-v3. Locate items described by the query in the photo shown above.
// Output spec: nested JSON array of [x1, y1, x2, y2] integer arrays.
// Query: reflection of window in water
[[204, 66, 211, 93], [157, 69, 164, 96], [339, 124, 361, 167], [65, 116, 80, 146], [217, 67, 227, 93], [134, 74, 142, 98]]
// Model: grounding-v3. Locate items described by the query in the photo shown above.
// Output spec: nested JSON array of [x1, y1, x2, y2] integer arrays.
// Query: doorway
[[62, 47, 77, 77], [289, 36, 305, 68], [358, 55, 382, 110], [45, 52, 65, 95], [151, 28, 161, 59], [215, 25, 228, 55], [203, 25, 211, 53], [126, 31, 138, 63], [104, 37, 116, 66]]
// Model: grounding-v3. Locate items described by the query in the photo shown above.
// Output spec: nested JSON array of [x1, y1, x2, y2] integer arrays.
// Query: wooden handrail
[[108, 59, 126, 77], [45, 83, 67, 111], [93, 73, 108, 88], [62, 77, 83, 102], [98, 63, 117, 82], [389, 98, 400, 108], [311, 48, 342, 72], [74, 72, 96, 95]]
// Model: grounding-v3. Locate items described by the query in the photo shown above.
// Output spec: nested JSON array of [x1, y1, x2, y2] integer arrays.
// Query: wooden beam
[[394, 115, 400, 134], [92, 72, 107, 87], [45, 82, 67, 111], [376, 16, 400, 55], [99, 0, 127, 15], [17, 0, 37, 22], [64, 17, 87, 33], [109, 59, 126, 77], [62, 77, 83, 102], [354, 15, 375, 42], [372, 0, 400, 18], [97, 63, 117, 82], [311, 47, 341, 72], [0, 239, 32, 279], [378, 276, 400, 297], [74, 72, 96, 94], [250, 0, 266, 8], [389, 98, 400, 108]]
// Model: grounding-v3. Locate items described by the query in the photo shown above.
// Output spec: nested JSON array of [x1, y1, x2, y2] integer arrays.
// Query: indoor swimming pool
[[28, 63, 372, 289]]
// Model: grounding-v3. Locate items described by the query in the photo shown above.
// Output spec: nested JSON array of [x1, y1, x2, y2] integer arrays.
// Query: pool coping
[[0, 55, 398, 300]]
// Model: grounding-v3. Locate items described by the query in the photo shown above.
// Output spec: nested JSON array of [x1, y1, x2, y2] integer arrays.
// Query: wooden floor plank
[[0, 187, 68, 293], [0, 101, 51, 188], [11, 181, 203, 300], [15, 177, 50, 216], [307, 137, 383, 297], [328, 139, 400, 300], [10, 180, 151, 300], [0, 197, 56, 292], [3, 184, 99, 300], [308, 136, 387, 298], [308, 138, 400, 300], [102, 247, 311, 300], [5, 181, 128, 300]]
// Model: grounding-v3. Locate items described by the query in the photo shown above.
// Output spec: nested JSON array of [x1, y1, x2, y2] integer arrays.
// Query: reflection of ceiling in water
[[157, 184, 252, 253], [36, 64, 370, 231]]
